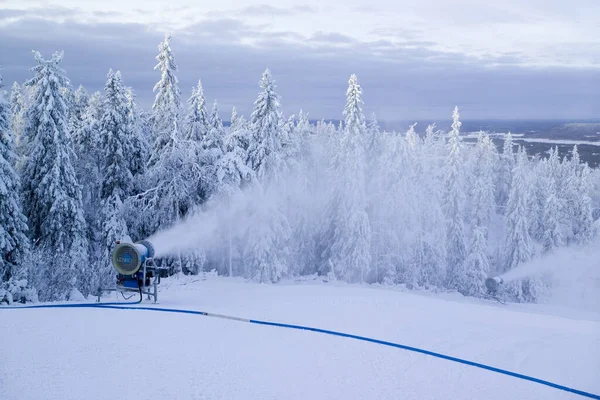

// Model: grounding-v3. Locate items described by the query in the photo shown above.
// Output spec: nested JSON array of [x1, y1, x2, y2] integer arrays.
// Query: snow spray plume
[[488, 238, 600, 311], [145, 184, 266, 258]]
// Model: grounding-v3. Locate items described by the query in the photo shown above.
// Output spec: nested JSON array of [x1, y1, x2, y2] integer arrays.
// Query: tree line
[[0, 35, 597, 304]]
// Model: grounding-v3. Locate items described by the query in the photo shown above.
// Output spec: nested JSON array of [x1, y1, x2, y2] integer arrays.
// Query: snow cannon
[[111, 239, 155, 275], [485, 276, 504, 294], [103, 239, 160, 303]]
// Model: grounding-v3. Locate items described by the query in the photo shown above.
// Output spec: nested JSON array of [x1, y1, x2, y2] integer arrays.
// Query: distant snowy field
[[2, 276, 599, 400]]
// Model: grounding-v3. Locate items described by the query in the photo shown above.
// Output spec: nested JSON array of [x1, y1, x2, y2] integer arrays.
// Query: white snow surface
[[1, 276, 599, 400]]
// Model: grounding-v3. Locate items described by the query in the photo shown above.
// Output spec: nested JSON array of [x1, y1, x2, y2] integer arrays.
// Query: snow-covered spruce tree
[[218, 108, 254, 196], [229, 106, 249, 151], [136, 121, 201, 274], [503, 147, 533, 271], [573, 164, 594, 244], [207, 100, 225, 154], [72, 91, 103, 264], [246, 69, 284, 182], [469, 132, 496, 230], [369, 129, 410, 284], [95, 70, 139, 290], [496, 132, 515, 212], [463, 227, 489, 297], [561, 146, 594, 245], [182, 81, 211, 204], [528, 160, 547, 242], [413, 125, 447, 288], [212, 108, 255, 277], [125, 87, 148, 183], [462, 131, 495, 296], [10, 82, 26, 156], [243, 185, 292, 283], [443, 106, 468, 292], [20, 51, 88, 301], [322, 74, 372, 283], [197, 99, 226, 201], [149, 34, 181, 167], [286, 110, 319, 277], [185, 80, 210, 144], [405, 122, 419, 151], [0, 67, 36, 304], [99, 71, 135, 201], [501, 147, 537, 301], [365, 112, 381, 160], [541, 166, 563, 254], [68, 85, 89, 139], [243, 69, 292, 282]]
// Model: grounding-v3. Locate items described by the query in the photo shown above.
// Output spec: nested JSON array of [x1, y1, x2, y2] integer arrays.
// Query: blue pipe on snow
[[1, 303, 598, 400]]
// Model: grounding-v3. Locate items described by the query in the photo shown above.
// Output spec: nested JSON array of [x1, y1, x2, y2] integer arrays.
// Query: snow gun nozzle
[[485, 276, 503, 293], [111, 240, 155, 276]]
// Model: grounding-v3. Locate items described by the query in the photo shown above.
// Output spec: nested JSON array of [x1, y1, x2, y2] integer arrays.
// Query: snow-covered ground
[[1, 276, 599, 400]]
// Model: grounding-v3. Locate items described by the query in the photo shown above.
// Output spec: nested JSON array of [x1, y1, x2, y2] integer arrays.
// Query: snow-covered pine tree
[[443, 106, 468, 292], [413, 124, 447, 288], [496, 132, 515, 211], [541, 166, 563, 253], [197, 99, 226, 200], [469, 131, 496, 230], [369, 129, 409, 284], [229, 106, 249, 151], [462, 131, 495, 296], [20, 51, 88, 301], [463, 227, 489, 297], [283, 110, 318, 277], [207, 100, 225, 153], [573, 164, 594, 244], [246, 69, 284, 182], [528, 160, 547, 242], [95, 70, 139, 290], [9, 82, 26, 156], [211, 108, 255, 277], [405, 122, 419, 151], [324, 74, 372, 283], [99, 70, 135, 202], [503, 147, 533, 272], [218, 108, 254, 197], [0, 67, 36, 303], [125, 87, 148, 182], [136, 120, 201, 272], [243, 185, 292, 283], [149, 34, 181, 167], [184, 80, 210, 143], [365, 112, 381, 159], [68, 85, 89, 139], [70, 91, 103, 279], [242, 70, 292, 282]]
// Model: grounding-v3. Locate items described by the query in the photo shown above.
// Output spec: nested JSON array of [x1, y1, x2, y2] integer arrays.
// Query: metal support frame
[[97, 258, 164, 304]]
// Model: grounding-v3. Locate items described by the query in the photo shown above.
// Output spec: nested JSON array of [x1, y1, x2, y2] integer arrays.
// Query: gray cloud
[[0, 9, 28, 18], [0, 14, 597, 121], [91, 10, 122, 18], [133, 9, 152, 15], [238, 4, 316, 16], [309, 32, 356, 45]]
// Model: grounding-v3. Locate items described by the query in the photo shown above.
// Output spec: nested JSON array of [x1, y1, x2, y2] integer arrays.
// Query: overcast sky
[[0, 0, 598, 121]]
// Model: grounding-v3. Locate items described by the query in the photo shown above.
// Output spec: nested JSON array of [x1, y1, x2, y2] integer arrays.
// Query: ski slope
[[1, 276, 599, 400]]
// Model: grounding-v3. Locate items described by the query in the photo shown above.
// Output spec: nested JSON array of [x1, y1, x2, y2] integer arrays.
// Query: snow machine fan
[[485, 276, 504, 294], [111, 240, 155, 275], [100, 239, 161, 303]]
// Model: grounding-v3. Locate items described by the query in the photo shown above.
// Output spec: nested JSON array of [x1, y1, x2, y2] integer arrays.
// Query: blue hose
[[2, 302, 599, 399]]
